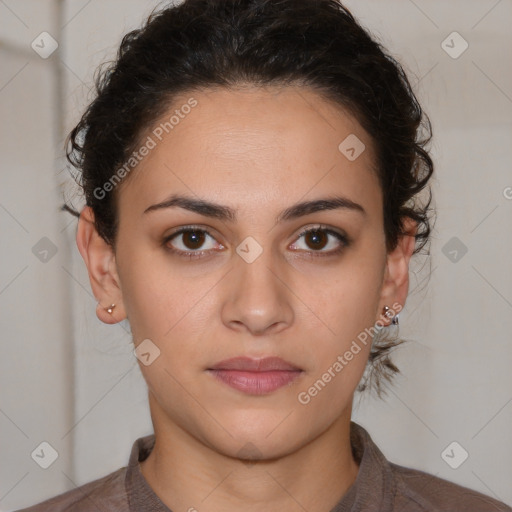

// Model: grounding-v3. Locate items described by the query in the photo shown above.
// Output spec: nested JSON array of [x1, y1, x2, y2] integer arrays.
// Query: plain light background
[[1, 0, 511, 510]]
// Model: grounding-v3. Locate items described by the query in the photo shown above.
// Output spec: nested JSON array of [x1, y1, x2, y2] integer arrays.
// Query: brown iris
[[304, 229, 328, 251], [182, 230, 206, 250]]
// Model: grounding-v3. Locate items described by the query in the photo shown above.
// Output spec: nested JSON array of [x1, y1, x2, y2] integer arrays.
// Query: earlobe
[[76, 206, 126, 325]]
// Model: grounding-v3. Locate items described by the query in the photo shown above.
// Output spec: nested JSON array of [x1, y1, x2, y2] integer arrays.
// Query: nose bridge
[[234, 236, 283, 302], [222, 235, 294, 333]]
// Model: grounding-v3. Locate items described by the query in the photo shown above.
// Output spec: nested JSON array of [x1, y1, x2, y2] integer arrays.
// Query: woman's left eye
[[290, 226, 349, 256], [163, 225, 349, 259]]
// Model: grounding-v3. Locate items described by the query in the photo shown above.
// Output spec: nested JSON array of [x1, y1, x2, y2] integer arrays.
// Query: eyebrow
[[143, 194, 366, 222]]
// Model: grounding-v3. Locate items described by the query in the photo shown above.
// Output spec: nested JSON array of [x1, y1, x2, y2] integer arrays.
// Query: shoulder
[[389, 462, 512, 512], [14, 466, 128, 512], [349, 421, 511, 512]]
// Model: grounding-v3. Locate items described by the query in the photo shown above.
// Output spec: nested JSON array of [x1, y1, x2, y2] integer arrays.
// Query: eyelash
[[162, 224, 350, 260]]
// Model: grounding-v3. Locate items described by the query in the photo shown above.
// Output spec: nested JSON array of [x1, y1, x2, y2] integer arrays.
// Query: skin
[[77, 85, 416, 512]]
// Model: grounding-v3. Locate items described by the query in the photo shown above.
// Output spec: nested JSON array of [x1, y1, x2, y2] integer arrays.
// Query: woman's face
[[85, 85, 412, 459]]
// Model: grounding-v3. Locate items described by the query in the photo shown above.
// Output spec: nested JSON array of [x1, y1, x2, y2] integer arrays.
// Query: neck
[[140, 394, 360, 512]]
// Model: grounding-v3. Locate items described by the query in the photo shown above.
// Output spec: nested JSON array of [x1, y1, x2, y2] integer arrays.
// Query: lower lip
[[207, 369, 302, 395]]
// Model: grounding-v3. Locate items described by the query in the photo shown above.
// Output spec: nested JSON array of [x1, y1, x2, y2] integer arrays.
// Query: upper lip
[[208, 356, 302, 372]]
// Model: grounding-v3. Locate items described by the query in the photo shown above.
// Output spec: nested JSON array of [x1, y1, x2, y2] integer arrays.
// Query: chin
[[197, 413, 306, 461]]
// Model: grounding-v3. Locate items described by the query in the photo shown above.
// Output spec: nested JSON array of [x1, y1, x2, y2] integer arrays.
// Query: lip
[[207, 357, 303, 395], [208, 356, 301, 372]]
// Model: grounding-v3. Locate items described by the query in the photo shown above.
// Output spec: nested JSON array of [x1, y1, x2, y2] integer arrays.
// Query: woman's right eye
[[163, 227, 223, 259]]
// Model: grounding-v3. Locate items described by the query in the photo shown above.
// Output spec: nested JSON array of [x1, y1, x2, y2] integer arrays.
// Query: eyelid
[[295, 224, 350, 245]]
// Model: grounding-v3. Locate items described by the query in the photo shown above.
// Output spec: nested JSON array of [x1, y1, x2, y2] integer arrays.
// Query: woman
[[18, 0, 512, 510]]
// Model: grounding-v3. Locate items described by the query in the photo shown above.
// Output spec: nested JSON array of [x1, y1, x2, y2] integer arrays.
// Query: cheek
[[293, 270, 382, 416], [293, 252, 384, 396], [116, 239, 213, 340], [297, 256, 384, 344]]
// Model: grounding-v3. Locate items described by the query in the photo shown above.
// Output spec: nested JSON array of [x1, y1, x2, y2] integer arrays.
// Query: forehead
[[117, 85, 382, 221]]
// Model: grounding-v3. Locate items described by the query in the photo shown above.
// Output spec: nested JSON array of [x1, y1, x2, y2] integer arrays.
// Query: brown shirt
[[16, 421, 512, 512]]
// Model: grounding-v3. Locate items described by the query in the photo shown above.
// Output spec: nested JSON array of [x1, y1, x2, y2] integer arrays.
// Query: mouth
[[206, 356, 304, 395]]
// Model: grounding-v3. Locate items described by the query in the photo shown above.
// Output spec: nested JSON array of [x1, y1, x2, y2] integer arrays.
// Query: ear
[[76, 206, 126, 325], [377, 216, 417, 325]]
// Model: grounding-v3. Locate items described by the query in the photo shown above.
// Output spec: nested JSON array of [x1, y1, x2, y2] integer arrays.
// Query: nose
[[220, 244, 294, 336]]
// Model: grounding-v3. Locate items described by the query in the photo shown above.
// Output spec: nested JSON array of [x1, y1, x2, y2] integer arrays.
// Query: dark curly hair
[[63, 0, 435, 397]]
